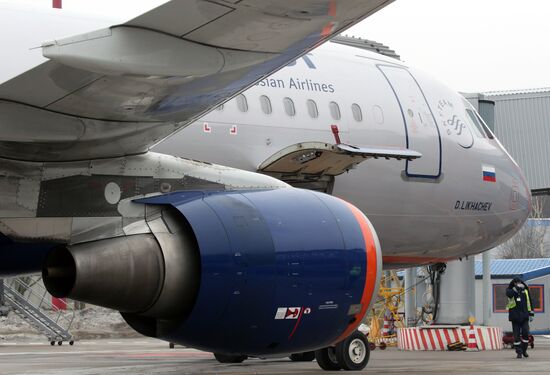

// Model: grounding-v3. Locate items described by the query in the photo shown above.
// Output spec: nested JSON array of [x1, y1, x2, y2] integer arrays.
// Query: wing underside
[[0, 0, 393, 161]]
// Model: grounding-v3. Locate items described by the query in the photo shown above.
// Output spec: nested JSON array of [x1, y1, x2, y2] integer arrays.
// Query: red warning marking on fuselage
[[203, 123, 212, 133], [52, 0, 62, 9], [331, 124, 341, 144], [229, 125, 238, 135]]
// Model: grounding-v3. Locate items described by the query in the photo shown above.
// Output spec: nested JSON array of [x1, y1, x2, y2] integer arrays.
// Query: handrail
[[3, 276, 75, 342]]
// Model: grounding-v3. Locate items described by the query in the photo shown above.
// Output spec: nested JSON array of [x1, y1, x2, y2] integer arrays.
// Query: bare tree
[[499, 196, 548, 259]]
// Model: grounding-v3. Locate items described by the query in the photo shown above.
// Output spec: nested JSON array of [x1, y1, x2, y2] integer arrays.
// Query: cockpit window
[[474, 111, 495, 139], [465, 109, 486, 138]]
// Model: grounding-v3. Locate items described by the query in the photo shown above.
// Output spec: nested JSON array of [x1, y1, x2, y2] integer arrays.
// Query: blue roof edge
[[474, 259, 550, 281]]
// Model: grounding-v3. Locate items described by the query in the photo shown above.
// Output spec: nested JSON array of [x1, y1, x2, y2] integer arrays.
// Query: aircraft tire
[[335, 331, 370, 371], [315, 347, 341, 371], [213, 353, 248, 363], [289, 351, 316, 362]]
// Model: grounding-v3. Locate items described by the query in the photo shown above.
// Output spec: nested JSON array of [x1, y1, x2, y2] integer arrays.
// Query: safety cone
[[467, 323, 478, 351]]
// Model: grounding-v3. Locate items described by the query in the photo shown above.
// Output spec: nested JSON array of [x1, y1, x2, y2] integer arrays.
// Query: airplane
[[0, 0, 530, 371]]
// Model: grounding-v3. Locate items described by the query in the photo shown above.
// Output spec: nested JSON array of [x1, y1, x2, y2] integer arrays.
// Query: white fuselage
[[155, 43, 531, 264]]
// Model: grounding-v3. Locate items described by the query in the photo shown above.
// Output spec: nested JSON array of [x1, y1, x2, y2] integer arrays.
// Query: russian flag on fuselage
[[482, 165, 496, 182]]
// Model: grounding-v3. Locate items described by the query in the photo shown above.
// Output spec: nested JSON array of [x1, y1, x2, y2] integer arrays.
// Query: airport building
[[486, 88, 550, 191], [474, 259, 550, 334], [480, 89, 550, 254]]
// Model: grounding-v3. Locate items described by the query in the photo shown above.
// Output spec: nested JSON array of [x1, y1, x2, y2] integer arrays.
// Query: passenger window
[[465, 109, 486, 138], [373, 105, 384, 124], [283, 97, 296, 117], [236, 94, 248, 112], [330, 101, 341, 120], [351, 103, 363, 122], [260, 95, 272, 115], [307, 99, 319, 118]]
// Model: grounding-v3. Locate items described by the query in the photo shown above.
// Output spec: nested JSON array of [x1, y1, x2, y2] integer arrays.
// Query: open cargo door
[[259, 142, 421, 192]]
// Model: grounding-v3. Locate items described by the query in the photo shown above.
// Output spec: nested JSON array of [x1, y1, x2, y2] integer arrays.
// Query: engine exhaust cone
[[42, 234, 165, 314]]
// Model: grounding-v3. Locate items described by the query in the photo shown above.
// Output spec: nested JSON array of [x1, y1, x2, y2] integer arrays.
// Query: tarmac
[[1, 336, 550, 375]]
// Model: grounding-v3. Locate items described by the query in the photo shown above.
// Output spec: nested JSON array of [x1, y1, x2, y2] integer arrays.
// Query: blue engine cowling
[[131, 188, 382, 356]]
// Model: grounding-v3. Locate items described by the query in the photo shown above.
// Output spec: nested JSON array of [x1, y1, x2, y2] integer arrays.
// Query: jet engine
[[42, 188, 382, 355]]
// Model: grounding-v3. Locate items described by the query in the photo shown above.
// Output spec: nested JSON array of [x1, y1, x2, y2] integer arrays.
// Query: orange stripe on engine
[[335, 202, 378, 342]]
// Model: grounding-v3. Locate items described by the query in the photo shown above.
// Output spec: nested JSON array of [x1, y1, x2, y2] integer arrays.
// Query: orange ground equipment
[[367, 271, 405, 349]]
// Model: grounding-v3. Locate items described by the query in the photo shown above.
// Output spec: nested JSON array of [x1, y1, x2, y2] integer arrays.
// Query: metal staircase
[[2, 277, 75, 345]]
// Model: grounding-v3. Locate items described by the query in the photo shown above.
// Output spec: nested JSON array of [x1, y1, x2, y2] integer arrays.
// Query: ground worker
[[506, 277, 534, 358]]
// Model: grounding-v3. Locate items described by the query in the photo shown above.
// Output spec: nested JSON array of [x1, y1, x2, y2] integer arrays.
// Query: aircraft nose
[[515, 167, 531, 223]]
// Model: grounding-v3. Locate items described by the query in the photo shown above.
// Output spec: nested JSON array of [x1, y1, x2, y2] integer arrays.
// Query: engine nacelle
[[43, 188, 382, 356]]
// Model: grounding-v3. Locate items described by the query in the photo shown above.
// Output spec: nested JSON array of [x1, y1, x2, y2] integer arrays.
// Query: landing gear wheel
[[213, 353, 248, 363], [335, 331, 370, 371], [69, 341, 74, 346], [315, 347, 341, 371], [50, 341, 55, 346], [289, 351, 316, 362], [58, 341, 62, 346]]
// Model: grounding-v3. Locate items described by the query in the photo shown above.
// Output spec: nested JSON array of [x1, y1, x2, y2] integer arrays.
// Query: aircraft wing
[[0, 0, 393, 162]]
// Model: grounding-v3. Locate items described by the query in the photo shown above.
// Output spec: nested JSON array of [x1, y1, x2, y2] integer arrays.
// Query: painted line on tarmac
[[1, 341, 167, 347], [0, 348, 210, 357]]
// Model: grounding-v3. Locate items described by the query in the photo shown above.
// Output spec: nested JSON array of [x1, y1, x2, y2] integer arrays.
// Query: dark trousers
[[512, 320, 530, 354]]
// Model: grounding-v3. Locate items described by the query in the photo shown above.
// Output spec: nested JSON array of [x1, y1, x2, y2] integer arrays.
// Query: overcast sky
[[348, 0, 550, 92], [7, 0, 550, 93]]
